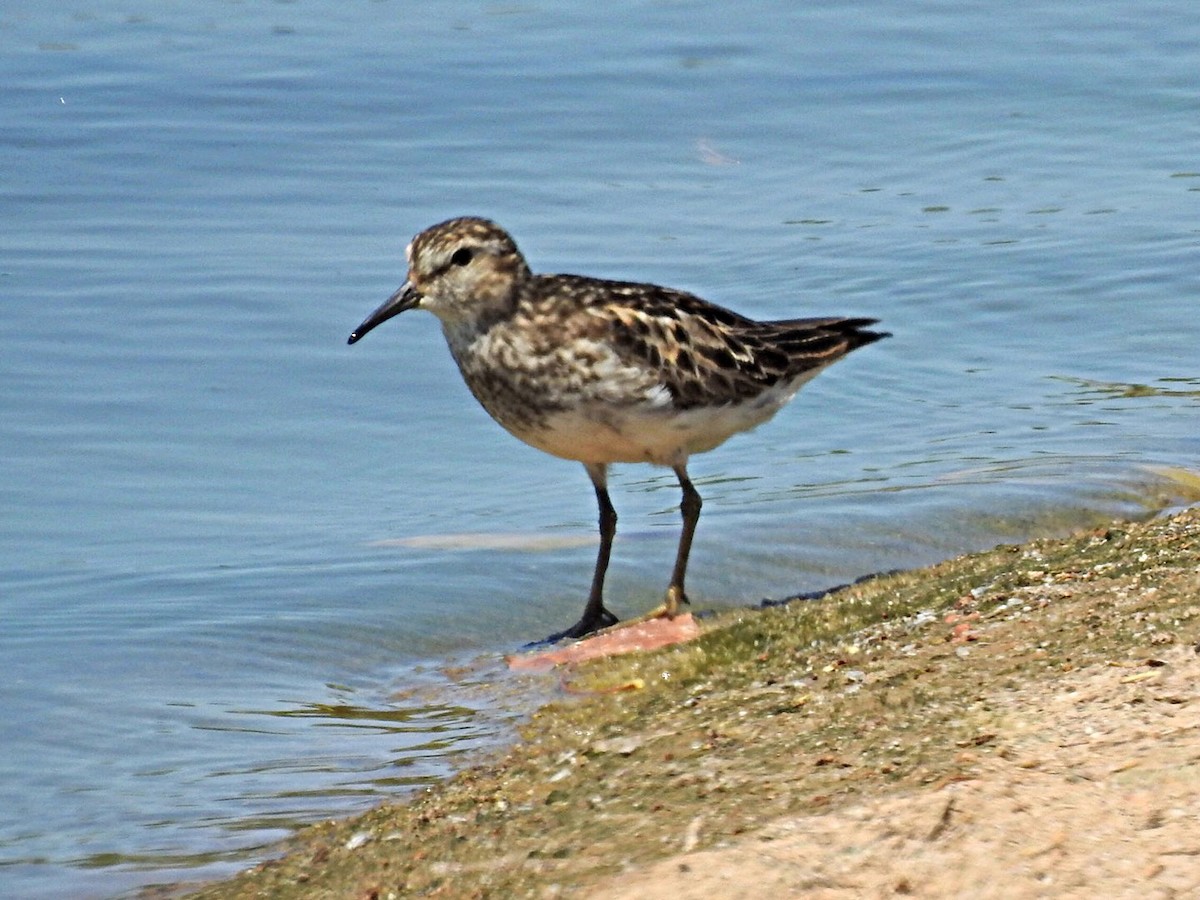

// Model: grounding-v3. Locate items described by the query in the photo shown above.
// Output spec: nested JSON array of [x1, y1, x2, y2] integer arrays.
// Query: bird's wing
[[568, 285, 835, 408], [589, 283, 883, 408]]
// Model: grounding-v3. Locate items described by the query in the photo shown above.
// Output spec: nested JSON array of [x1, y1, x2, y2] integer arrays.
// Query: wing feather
[[569, 279, 887, 409]]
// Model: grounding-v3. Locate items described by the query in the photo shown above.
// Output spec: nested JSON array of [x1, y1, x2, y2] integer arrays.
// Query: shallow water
[[2, 1, 1198, 896]]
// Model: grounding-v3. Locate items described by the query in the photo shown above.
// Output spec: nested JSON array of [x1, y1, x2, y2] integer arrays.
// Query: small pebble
[[345, 831, 372, 850]]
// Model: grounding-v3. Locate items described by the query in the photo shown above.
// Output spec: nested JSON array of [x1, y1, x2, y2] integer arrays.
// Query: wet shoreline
[[182, 504, 1200, 898]]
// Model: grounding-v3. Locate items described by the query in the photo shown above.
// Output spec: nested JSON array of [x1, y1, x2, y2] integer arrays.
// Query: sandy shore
[[184, 506, 1200, 899]]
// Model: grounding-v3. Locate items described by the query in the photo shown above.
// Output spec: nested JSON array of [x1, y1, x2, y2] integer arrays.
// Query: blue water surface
[[1, 1, 1198, 896]]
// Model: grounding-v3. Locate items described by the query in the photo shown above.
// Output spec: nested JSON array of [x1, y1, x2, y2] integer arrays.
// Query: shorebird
[[349, 217, 888, 639]]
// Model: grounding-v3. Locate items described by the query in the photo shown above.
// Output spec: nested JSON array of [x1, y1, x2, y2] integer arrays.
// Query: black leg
[[664, 463, 701, 616], [549, 463, 619, 640]]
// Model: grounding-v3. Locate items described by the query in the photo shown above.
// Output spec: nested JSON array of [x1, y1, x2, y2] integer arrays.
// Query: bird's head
[[348, 217, 530, 344]]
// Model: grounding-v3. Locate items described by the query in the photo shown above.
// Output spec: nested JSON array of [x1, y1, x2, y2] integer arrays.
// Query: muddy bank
[[184, 507, 1200, 899]]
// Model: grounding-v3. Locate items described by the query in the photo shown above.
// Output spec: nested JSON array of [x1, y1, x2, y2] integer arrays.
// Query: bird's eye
[[450, 248, 473, 267]]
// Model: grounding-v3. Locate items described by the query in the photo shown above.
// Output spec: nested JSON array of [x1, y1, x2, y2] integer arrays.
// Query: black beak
[[347, 283, 421, 345]]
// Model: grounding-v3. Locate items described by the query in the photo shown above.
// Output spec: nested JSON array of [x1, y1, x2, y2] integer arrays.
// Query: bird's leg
[[550, 463, 620, 640], [664, 463, 702, 617]]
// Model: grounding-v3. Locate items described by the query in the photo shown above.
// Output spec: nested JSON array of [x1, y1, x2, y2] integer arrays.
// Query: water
[[2, 1, 1198, 895]]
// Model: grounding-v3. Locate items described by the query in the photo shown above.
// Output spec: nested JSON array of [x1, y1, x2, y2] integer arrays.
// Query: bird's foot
[[663, 584, 690, 618], [611, 588, 690, 630], [542, 605, 620, 644]]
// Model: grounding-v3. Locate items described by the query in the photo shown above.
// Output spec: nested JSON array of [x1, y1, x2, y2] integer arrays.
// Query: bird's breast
[[442, 320, 816, 466]]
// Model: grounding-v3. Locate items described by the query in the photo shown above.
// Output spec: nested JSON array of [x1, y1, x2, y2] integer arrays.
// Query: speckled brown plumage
[[350, 217, 889, 639]]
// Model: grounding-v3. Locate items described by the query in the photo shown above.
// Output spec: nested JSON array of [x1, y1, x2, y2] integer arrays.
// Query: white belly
[[516, 374, 817, 466]]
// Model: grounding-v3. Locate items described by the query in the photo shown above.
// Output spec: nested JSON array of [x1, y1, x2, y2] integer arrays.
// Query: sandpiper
[[349, 217, 888, 639]]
